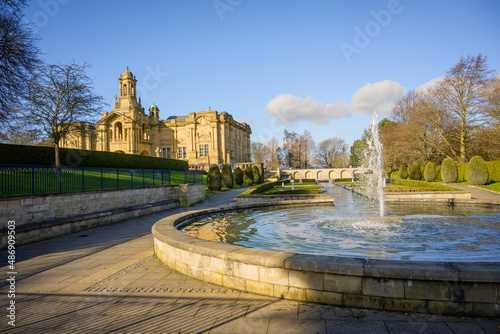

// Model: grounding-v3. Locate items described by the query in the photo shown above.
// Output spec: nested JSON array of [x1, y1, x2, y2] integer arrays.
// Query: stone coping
[[152, 202, 500, 317]]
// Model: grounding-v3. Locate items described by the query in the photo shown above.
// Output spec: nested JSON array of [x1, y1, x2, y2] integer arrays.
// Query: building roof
[[149, 103, 159, 110], [166, 115, 188, 120]]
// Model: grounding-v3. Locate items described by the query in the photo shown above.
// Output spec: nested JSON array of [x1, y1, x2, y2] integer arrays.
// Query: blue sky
[[24, 0, 500, 146]]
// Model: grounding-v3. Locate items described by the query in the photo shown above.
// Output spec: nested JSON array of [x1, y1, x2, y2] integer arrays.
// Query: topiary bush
[[207, 164, 222, 191], [252, 166, 261, 184], [234, 167, 244, 186], [467, 156, 489, 185], [221, 164, 234, 189], [243, 166, 254, 186], [408, 162, 422, 180], [424, 162, 436, 182], [441, 158, 458, 183], [399, 164, 408, 179]]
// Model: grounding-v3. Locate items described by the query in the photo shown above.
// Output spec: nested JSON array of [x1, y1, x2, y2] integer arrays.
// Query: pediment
[[199, 133, 210, 141], [196, 116, 212, 126]]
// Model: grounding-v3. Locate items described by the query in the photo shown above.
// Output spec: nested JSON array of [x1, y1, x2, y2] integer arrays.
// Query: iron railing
[[0, 164, 204, 197]]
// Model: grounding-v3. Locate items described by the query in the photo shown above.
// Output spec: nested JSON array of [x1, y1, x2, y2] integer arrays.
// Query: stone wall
[[0, 184, 204, 248], [153, 203, 500, 317]]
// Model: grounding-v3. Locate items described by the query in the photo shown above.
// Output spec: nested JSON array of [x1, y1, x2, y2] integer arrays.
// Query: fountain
[[364, 111, 385, 216]]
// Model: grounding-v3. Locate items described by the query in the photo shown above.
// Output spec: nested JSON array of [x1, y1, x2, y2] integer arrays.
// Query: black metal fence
[[0, 165, 204, 197]]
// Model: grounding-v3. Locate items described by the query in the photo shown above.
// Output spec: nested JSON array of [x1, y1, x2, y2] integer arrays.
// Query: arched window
[[123, 84, 127, 96], [142, 123, 147, 139], [114, 122, 123, 139]]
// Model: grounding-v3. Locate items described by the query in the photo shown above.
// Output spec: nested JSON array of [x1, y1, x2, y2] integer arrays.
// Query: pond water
[[181, 185, 500, 262]]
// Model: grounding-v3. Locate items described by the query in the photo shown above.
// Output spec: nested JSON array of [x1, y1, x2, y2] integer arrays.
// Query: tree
[[316, 137, 348, 167], [299, 130, 315, 168], [0, 121, 44, 145], [252, 165, 261, 184], [430, 54, 493, 163], [408, 162, 422, 180], [466, 156, 489, 186], [424, 162, 436, 182], [234, 167, 244, 186], [251, 141, 268, 163], [266, 137, 280, 169], [349, 139, 366, 166], [243, 166, 253, 185], [16, 62, 105, 166], [0, 0, 40, 122]]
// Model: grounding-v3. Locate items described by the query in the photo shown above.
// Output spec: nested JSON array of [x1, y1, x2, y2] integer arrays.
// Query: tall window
[[204, 144, 209, 157], [162, 148, 171, 158], [178, 147, 186, 159], [199, 144, 209, 157]]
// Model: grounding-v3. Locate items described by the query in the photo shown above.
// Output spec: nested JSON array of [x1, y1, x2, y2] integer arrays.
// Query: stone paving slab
[[1, 188, 499, 333]]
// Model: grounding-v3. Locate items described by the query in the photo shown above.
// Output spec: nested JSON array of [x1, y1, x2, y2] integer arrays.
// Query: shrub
[[399, 164, 408, 179], [467, 156, 489, 185], [234, 167, 244, 186], [240, 180, 290, 195], [0, 143, 188, 169], [408, 162, 422, 180], [441, 158, 458, 183], [390, 170, 399, 179], [221, 164, 234, 189], [486, 160, 500, 182], [423, 162, 436, 182], [243, 166, 254, 185], [252, 166, 261, 184], [207, 164, 222, 191], [457, 162, 468, 182], [435, 164, 443, 181]]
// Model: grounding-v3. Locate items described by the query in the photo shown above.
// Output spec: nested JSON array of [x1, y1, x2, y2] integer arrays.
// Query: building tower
[[149, 103, 159, 119]]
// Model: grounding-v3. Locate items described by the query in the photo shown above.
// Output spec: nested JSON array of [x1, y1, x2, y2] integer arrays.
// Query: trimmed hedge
[[0, 143, 188, 170], [486, 160, 500, 182], [467, 156, 489, 185], [424, 162, 436, 182], [457, 162, 468, 182], [408, 162, 421, 180], [234, 167, 244, 186], [252, 166, 261, 184], [399, 164, 408, 179], [240, 180, 290, 196], [390, 178, 462, 191], [441, 158, 458, 183], [221, 164, 234, 189], [243, 166, 254, 186], [207, 164, 222, 191]]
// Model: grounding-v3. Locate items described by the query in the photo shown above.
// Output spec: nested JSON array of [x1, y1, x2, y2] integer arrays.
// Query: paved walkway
[[444, 183, 500, 202], [1, 188, 499, 333]]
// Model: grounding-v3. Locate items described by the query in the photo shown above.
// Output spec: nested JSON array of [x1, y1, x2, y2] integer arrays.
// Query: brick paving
[[1, 187, 499, 333]]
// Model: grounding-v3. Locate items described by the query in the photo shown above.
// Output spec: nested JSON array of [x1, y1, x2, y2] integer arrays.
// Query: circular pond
[[181, 186, 500, 262]]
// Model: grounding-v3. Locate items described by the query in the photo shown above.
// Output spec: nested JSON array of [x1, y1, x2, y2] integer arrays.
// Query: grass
[[1, 167, 203, 197], [337, 180, 461, 192], [261, 185, 320, 195], [480, 182, 500, 192]]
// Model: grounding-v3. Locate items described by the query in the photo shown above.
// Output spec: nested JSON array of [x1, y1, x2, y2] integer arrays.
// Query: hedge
[[0, 143, 188, 170], [486, 160, 500, 182], [390, 178, 462, 191], [436, 160, 500, 183], [240, 180, 290, 195], [457, 162, 468, 182]]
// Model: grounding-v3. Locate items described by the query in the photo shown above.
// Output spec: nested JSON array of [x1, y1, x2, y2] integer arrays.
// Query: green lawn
[[261, 185, 320, 195], [1, 167, 202, 197], [337, 180, 460, 192], [481, 182, 500, 192]]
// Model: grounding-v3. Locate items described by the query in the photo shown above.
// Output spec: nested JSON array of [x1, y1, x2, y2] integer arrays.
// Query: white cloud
[[350, 79, 405, 116], [415, 76, 445, 94], [265, 94, 349, 126]]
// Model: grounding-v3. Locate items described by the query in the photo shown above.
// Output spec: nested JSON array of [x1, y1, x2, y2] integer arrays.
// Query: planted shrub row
[[0, 143, 188, 170], [240, 180, 290, 196]]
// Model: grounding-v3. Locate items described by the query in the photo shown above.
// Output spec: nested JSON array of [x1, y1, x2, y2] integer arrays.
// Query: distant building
[[61, 68, 252, 165]]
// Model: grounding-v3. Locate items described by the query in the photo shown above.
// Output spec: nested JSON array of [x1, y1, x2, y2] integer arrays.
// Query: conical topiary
[[424, 162, 436, 182], [441, 158, 458, 183], [408, 162, 422, 180], [399, 164, 408, 179], [221, 164, 234, 189], [252, 166, 261, 184], [466, 156, 489, 185], [243, 166, 254, 186], [207, 164, 222, 191], [234, 167, 243, 186]]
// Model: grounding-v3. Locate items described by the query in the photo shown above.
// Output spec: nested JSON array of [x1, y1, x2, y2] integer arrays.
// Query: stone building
[[61, 68, 252, 165]]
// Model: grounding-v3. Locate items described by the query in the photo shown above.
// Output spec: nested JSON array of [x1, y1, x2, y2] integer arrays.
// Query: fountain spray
[[365, 111, 385, 217]]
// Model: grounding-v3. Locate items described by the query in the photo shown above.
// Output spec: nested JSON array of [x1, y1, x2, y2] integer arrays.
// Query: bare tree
[[16, 62, 105, 166], [0, 121, 45, 145], [430, 54, 492, 162], [316, 137, 347, 167], [299, 130, 315, 168], [0, 0, 40, 122], [251, 141, 268, 163], [483, 77, 500, 123], [266, 137, 280, 169]]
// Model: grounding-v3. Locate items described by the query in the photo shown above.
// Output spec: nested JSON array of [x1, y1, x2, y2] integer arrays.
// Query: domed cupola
[[149, 103, 159, 119]]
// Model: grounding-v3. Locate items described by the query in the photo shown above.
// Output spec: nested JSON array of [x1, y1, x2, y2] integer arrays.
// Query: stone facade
[[61, 68, 252, 165]]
